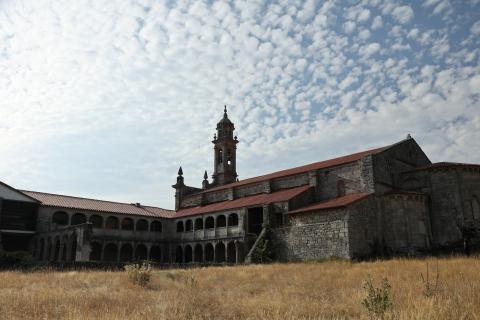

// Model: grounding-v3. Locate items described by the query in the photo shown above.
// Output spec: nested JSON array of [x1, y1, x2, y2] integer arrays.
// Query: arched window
[[216, 215, 226, 228], [205, 216, 214, 229], [185, 220, 193, 232], [136, 219, 148, 231], [227, 150, 232, 165], [218, 149, 223, 163], [105, 216, 119, 229], [195, 218, 203, 230], [228, 213, 238, 226], [71, 213, 87, 225], [121, 218, 134, 230], [52, 211, 69, 226], [176, 221, 184, 233], [151, 220, 162, 232], [89, 215, 103, 228]]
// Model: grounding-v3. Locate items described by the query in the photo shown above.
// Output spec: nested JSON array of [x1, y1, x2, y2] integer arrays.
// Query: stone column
[[116, 242, 121, 263], [235, 241, 240, 264], [262, 205, 271, 228]]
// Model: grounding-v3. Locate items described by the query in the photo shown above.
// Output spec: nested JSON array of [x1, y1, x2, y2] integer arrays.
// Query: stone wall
[[373, 138, 431, 193], [316, 161, 367, 201], [380, 193, 430, 254], [272, 209, 350, 261], [346, 196, 379, 258]]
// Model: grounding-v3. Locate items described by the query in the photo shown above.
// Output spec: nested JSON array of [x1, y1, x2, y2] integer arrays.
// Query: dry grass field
[[0, 256, 479, 320]]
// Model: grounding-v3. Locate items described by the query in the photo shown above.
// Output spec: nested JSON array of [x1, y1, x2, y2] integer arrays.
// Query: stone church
[[0, 108, 479, 264]]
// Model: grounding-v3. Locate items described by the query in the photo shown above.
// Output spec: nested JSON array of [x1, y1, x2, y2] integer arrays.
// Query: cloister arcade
[[88, 241, 165, 263], [175, 213, 239, 233], [34, 232, 78, 262], [173, 240, 243, 264], [51, 211, 164, 233], [35, 210, 245, 264]]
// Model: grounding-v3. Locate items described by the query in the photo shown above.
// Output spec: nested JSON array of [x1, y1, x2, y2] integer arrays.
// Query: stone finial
[[406, 133, 412, 139], [214, 133, 217, 140], [204, 170, 208, 180], [224, 105, 227, 115], [178, 166, 183, 176]]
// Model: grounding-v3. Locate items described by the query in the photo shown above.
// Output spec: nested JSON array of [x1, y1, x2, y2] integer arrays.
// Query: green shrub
[[421, 263, 439, 298], [361, 274, 393, 318], [125, 262, 152, 287]]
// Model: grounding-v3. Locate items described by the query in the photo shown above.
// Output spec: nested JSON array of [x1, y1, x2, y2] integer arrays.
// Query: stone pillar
[[116, 242, 121, 263], [213, 242, 216, 263], [225, 241, 228, 263], [262, 205, 270, 228], [235, 241, 240, 264], [146, 244, 151, 260]]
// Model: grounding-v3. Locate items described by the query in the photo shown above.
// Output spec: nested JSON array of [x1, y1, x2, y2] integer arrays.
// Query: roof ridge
[[21, 189, 170, 211], [194, 144, 390, 194]]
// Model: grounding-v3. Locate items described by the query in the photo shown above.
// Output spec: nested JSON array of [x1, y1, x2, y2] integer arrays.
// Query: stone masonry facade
[[0, 109, 479, 264]]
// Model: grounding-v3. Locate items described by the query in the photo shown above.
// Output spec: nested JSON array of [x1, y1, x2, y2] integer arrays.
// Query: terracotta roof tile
[[175, 185, 312, 218], [21, 190, 174, 218], [288, 192, 372, 215], [198, 146, 387, 194]]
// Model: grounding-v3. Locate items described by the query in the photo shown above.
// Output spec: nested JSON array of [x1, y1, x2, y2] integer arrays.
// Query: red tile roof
[[21, 190, 174, 218], [407, 162, 480, 172], [174, 185, 312, 218], [197, 146, 387, 194], [288, 192, 372, 215]]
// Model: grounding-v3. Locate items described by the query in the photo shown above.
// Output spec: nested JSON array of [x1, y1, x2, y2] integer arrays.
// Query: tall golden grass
[[0, 256, 478, 319]]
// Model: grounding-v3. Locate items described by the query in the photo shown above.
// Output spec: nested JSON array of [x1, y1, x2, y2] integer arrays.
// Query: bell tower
[[211, 106, 238, 186]]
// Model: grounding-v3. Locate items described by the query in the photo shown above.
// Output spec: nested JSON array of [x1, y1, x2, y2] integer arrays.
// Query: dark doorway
[[0, 233, 33, 252], [247, 207, 263, 235]]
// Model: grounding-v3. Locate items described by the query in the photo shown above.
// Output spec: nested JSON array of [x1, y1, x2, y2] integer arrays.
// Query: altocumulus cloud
[[0, 0, 479, 209]]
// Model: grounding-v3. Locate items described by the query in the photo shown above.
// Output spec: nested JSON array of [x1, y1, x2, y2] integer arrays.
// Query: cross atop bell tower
[[211, 106, 238, 186]]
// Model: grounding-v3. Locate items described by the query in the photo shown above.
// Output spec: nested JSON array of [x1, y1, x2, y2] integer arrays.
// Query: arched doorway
[[184, 245, 193, 263], [205, 243, 214, 263], [175, 246, 183, 263], [227, 241, 236, 263], [135, 244, 148, 261], [194, 244, 203, 263], [215, 242, 226, 263], [120, 243, 133, 262], [150, 246, 162, 262], [90, 242, 102, 261], [104, 243, 118, 262]]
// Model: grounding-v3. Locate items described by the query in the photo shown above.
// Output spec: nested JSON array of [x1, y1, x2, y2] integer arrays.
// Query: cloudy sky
[[0, 0, 479, 209]]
